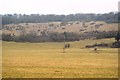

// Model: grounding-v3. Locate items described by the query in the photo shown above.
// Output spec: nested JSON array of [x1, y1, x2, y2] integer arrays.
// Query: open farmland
[[2, 38, 118, 78]]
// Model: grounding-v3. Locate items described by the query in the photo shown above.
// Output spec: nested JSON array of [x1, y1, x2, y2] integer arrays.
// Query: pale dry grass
[[2, 38, 118, 78], [0, 41, 2, 78], [3, 21, 118, 35]]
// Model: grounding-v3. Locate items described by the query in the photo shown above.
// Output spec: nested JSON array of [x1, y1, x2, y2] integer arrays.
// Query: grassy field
[[2, 38, 118, 78], [0, 41, 2, 78]]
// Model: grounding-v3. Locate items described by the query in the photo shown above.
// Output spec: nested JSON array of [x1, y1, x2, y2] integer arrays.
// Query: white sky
[[0, 0, 119, 15]]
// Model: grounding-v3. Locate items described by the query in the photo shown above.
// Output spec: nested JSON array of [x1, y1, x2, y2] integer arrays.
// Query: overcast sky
[[0, 0, 119, 15]]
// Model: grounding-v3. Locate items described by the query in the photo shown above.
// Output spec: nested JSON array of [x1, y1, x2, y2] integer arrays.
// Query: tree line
[[2, 31, 118, 42], [2, 32, 80, 42], [1, 12, 119, 25]]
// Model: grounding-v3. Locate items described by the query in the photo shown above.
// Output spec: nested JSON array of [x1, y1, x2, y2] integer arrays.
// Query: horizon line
[[0, 11, 118, 15]]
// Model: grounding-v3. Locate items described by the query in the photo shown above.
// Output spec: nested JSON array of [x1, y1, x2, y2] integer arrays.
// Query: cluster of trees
[[2, 32, 80, 42], [2, 31, 119, 42], [115, 32, 120, 41], [111, 41, 120, 48], [106, 31, 120, 48], [85, 31, 120, 48], [95, 31, 118, 39], [2, 12, 118, 25], [86, 43, 109, 48], [77, 31, 118, 40]]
